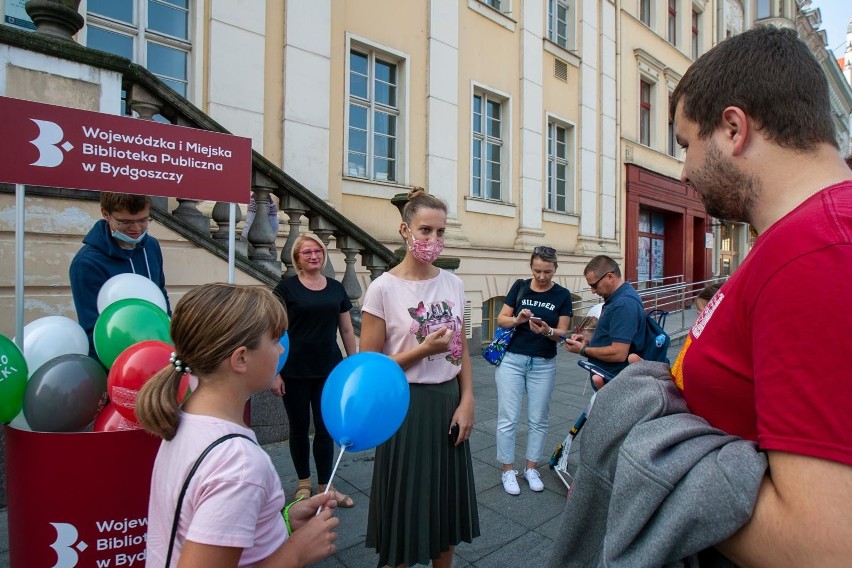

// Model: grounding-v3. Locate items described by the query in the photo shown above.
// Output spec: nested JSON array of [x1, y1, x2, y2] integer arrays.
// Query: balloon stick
[[316, 443, 350, 515]]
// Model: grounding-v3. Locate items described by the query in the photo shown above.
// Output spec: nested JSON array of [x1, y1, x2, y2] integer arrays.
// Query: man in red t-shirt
[[663, 26, 852, 565]]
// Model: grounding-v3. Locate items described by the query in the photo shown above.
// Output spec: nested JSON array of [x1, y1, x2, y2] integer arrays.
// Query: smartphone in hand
[[529, 316, 543, 323], [449, 423, 460, 444], [577, 360, 615, 388]]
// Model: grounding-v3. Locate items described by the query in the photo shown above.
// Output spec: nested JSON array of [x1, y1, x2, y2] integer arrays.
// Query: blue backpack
[[635, 310, 671, 363]]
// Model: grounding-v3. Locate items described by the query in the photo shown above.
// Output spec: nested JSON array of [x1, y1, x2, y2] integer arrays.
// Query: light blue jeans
[[495, 351, 557, 465]]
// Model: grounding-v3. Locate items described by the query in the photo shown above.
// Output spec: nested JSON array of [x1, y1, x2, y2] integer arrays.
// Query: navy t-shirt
[[589, 282, 645, 375], [503, 279, 573, 359], [273, 275, 352, 379]]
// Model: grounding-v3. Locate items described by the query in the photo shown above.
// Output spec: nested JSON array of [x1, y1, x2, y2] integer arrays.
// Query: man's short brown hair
[[100, 192, 151, 215], [670, 25, 836, 151]]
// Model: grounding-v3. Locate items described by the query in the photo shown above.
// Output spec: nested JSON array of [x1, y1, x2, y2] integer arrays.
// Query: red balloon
[[107, 340, 173, 423], [92, 402, 141, 432]]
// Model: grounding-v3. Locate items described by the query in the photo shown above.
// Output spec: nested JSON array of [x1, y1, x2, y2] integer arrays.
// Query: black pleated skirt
[[366, 379, 480, 567]]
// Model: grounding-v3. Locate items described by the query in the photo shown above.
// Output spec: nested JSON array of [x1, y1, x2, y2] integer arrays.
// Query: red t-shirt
[[671, 181, 852, 467]]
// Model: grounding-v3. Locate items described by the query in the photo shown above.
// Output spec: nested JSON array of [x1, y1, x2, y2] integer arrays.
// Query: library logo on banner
[[29, 119, 73, 168], [49, 522, 87, 568]]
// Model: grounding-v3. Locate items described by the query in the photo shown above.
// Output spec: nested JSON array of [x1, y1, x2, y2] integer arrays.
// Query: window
[[640, 0, 652, 27], [640, 80, 652, 146], [481, 297, 505, 343], [667, 107, 676, 156], [547, 0, 573, 51], [547, 121, 574, 213], [756, 0, 770, 19], [87, 0, 190, 97], [691, 10, 700, 59], [471, 92, 505, 200], [667, 0, 677, 45], [347, 49, 400, 182], [482, 0, 503, 10], [638, 207, 666, 284]]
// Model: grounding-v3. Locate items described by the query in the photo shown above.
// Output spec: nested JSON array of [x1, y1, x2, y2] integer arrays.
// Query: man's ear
[[101, 208, 110, 221], [229, 346, 249, 374], [721, 106, 750, 156]]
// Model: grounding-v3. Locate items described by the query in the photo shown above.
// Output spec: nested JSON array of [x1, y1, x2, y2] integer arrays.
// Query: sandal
[[318, 483, 355, 508], [294, 478, 312, 501]]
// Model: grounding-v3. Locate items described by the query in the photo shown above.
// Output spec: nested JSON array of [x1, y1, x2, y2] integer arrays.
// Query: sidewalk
[[0, 335, 688, 567], [274, 340, 686, 568]]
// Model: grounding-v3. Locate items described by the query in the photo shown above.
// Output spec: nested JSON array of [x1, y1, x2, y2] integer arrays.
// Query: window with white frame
[[546, 121, 574, 213], [667, 0, 678, 45], [667, 94, 677, 156], [640, 0, 652, 27], [347, 49, 400, 182], [547, 0, 574, 51], [87, 0, 190, 97], [471, 91, 505, 201], [481, 0, 504, 11], [691, 9, 701, 59], [640, 80, 653, 147]]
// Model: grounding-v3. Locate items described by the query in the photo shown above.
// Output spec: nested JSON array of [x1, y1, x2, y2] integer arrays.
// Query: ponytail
[[135, 365, 186, 440]]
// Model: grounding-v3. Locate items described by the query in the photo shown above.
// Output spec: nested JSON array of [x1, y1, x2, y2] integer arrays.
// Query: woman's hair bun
[[408, 186, 427, 201]]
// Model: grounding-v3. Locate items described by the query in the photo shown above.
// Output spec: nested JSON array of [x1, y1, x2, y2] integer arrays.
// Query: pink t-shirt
[[362, 269, 465, 384], [146, 413, 287, 567]]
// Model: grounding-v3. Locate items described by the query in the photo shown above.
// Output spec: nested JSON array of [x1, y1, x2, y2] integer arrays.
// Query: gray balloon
[[23, 354, 107, 432]]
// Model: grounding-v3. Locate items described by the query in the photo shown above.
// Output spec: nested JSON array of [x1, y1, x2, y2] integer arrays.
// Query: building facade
[[3, 0, 850, 341]]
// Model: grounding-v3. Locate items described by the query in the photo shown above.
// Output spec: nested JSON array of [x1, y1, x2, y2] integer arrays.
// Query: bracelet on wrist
[[580, 345, 588, 357], [547, 327, 554, 337], [282, 495, 306, 535]]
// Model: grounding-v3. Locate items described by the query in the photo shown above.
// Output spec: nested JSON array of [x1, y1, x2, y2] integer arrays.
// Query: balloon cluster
[[2, 274, 177, 433]]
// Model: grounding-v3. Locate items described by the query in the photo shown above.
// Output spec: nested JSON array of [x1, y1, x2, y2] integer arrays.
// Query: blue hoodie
[[69, 219, 171, 360]]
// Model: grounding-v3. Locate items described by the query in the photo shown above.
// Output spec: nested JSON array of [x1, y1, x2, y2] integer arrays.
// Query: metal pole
[[14, 184, 25, 348], [228, 203, 236, 284]]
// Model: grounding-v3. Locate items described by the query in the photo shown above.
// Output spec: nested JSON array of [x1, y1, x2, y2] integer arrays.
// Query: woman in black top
[[494, 246, 573, 496], [271, 233, 356, 506]]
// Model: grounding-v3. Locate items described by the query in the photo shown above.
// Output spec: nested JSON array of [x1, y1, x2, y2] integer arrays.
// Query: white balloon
[[96, 273, 168, 314], [18, 316, 89, 377]]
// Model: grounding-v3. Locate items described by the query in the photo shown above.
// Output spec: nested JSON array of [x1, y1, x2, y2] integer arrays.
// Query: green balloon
[[94, 298, 171, 369], [0, 335, 29, 423]]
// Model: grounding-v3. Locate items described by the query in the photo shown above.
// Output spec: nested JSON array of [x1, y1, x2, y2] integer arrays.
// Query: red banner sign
[[0, 96, 252, 202], [5, 427, 161, 568]]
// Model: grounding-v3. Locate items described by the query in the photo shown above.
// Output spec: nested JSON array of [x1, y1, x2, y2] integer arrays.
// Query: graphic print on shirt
[[407, 300, 463, 365], [670, 291, 724, 390]]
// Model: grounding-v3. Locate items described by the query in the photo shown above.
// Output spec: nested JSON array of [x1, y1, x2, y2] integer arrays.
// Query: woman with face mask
[[494, 247, 573, 496], [360, 187, 479, 568]]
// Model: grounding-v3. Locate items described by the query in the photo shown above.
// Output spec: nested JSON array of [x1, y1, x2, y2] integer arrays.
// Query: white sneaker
[[501, 470, 521, 495], [524, 467, 544, 492]]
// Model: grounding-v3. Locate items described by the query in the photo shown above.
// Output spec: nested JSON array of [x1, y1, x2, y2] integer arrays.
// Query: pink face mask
[[405, 226, 444, 264]]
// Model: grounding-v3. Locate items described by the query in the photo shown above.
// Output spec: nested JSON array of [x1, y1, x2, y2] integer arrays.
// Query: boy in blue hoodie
[[70, 192, 171, 362]]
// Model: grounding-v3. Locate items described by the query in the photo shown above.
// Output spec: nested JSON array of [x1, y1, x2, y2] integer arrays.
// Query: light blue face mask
[[112, 229, 147, 245]]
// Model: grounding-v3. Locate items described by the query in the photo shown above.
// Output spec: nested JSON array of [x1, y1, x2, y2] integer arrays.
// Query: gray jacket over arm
[[549, 362, 767, 568]]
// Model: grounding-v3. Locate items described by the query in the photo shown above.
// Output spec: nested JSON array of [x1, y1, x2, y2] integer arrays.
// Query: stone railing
[[0, 24, 395, 303]]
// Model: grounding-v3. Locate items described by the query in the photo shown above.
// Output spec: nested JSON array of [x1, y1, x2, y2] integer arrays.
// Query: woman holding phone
[[360, 187, 479, 567], [495, 247, 573, 495]]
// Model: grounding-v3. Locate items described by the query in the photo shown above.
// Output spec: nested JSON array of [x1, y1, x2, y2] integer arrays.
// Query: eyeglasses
[[589, 272, 613, 290], [110, 215, 152, 229], [533, 246, 556, 257], [299, 248, 324, 257]]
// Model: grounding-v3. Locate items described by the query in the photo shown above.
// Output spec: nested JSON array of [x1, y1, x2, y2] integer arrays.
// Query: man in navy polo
[[564, 255, 645, 377]]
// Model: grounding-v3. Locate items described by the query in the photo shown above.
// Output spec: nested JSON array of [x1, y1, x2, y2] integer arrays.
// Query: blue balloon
[[321, 352, 409, 452], [277, 332, 289, 374]]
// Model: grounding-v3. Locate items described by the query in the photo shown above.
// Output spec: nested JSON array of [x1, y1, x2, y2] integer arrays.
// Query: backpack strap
[[165, 433, 256, 566], [515, 278, 531, 310]]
